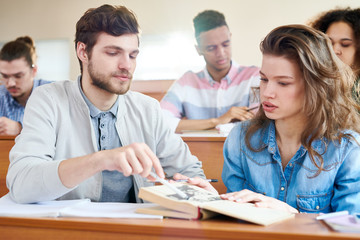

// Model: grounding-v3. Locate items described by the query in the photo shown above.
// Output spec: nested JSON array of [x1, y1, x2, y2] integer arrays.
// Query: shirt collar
[[204, 61, 235, 86], [266, 121, 277, 154], [78, 76, 119, 118], [31, 79, 39, 91], [5, 90, 22, 107], [4, 80, 38, 107], [266, 120, 307, 158]]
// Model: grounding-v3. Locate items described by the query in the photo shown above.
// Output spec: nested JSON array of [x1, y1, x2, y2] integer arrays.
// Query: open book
[[137, 183, 294, 226]]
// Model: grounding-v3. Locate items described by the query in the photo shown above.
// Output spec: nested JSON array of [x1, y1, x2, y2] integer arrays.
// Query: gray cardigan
[[7, 79, 205, 203]]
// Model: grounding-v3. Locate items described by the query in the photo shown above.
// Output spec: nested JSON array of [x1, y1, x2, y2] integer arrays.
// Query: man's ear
[[30, 65, 38, 77], [76, 42, 88, 63]]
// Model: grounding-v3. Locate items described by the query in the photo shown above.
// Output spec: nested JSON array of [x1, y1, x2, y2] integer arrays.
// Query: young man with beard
[[7, 4, 214, 204]]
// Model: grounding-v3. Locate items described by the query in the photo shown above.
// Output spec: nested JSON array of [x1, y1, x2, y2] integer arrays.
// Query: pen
[[169, 179, 218, 183], [147, 179, 218, 183], [247, 106, 259, 111], [316, 210, 349, 220], [149, 172, 189, 199]]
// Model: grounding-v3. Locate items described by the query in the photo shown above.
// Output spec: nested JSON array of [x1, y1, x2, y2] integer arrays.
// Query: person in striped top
[[0, 36, 51, 135], [160, 10, 260, 132]]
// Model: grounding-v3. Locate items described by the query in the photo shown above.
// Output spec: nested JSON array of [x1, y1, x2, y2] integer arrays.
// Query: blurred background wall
[[0, 0, 358, 80]]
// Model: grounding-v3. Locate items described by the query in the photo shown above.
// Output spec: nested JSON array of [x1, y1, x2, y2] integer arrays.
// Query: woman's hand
[[172, 173, 218, 195], [220, 189, 299, 213]]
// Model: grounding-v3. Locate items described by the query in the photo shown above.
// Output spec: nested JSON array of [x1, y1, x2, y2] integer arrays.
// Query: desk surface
[[1, 214, 359, 240], [1, 136, 359, 239], [0, 135, 16, 140]]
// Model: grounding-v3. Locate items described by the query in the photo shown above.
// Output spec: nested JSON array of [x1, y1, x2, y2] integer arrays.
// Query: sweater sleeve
[[7, 85, 73, 203], [155, 98, 206, 178]]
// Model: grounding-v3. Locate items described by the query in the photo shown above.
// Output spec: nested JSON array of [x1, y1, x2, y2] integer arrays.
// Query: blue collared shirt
[[222, 121, 360, 213], [0, 79, 51, 123], [78, 78, 134, 202]]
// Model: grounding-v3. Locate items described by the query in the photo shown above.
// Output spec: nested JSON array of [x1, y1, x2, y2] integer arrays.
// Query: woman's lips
[[262, 101, 278, 112]]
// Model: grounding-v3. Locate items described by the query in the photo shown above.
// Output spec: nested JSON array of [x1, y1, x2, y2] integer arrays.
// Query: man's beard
[[88, 61, 132, 95]]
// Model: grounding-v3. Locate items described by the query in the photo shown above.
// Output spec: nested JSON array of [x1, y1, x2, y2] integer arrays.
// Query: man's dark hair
[[75, 4, 140, 72], [0, 36, 36, 68], [193, 10, 228, 41]]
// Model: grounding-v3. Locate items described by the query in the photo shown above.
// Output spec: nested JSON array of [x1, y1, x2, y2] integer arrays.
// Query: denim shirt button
[[280, 187, 285, 191], [316, 205, 320, 210], [289, 163, 293, 167]]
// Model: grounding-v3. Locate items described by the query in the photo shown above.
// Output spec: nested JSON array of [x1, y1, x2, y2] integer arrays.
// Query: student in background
[[0, 36, 51, 135], [220, 25, 360, 214], [308, 7, 360, 104], [160, 10, 260, 133], [7, 5, 213, 204]]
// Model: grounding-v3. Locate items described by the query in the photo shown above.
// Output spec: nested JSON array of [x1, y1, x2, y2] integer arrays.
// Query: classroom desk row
[[1, 213, 358, 240], [0, 136, 357, 239], [0, 135, 227, 197]]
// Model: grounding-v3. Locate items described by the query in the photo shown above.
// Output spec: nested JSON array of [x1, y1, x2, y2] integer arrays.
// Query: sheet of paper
[[60, 202, 163, 219], [177, 129, 228, 137], [0, 194, 162, 219], [324, 214, 360, 233], [215, 123, 235, 135], [0, 194, 85, 217]]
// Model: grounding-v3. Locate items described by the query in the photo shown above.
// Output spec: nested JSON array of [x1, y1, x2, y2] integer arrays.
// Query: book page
[[175, 184, 221, 203], [138, 183, 221, 218], [139, 183, 294, 225], [142, 183, 221, 204], [201, 200, 294, 226]]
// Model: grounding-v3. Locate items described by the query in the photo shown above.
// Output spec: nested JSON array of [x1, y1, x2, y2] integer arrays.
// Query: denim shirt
[[222, 121, 360, 213], [0, 79, 52, 123]]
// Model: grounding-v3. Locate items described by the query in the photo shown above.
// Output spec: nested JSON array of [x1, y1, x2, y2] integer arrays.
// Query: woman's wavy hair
[[308, 7, 360, 78], [245, 24, 360, 176]]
